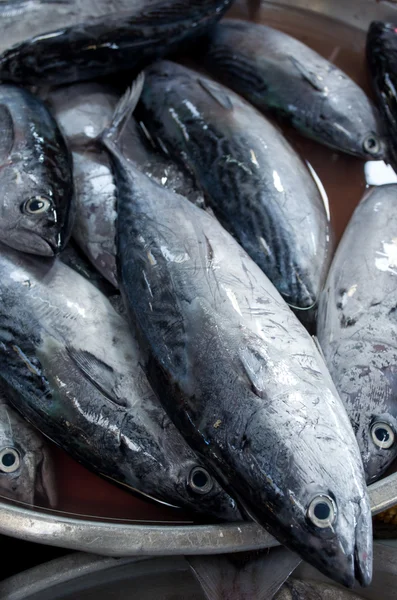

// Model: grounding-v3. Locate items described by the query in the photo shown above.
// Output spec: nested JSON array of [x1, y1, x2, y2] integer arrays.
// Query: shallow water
[[3, 1, 389, 524]]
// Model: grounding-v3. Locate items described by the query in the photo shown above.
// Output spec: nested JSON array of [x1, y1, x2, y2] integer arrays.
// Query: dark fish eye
[[0, 447, 20, 473], [188, 466, 214, 495], [307, 495, 336, 528], [371, 421, 395, 449], [22, 195, 53, 216], [362, 134, 381, 156]]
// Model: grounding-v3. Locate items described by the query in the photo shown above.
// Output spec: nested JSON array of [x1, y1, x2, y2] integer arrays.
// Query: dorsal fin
[[198, 78, 234, 111], [288, 56, 325, 92]]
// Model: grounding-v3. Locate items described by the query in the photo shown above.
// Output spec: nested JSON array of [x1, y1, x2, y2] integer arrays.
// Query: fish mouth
[[313, 536, 372, 590], [4, 230, 58, 257], [353, 504, 373, 588], [22, 231, 59, 257], [29, 235, 58, 257]]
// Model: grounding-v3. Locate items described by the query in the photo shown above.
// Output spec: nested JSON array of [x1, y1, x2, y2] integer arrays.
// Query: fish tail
[[101, 71, 145, 147]]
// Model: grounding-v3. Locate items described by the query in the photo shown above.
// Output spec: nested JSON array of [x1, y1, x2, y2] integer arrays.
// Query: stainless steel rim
[[0, 472, 395, 556]]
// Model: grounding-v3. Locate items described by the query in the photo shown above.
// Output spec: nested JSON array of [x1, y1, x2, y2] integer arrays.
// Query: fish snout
[[353, 496, 373, 587]]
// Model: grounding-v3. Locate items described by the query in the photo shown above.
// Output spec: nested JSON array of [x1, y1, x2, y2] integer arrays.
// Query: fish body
[[0, 245, 241, 521], [367, 21, 397, 171], [202, 20, 385, 160], [0, 0, 234, 85], [106, 82, 372, 587], [48, 82, 204, 287], [0, 85, 74, 256], [317, 184, 397, 484], [60, 241, 117, 297], [275, 578, 365, 599], [0, 391, 56, 507], [137, 61, 332, 312], [0, 0, 145, 54]]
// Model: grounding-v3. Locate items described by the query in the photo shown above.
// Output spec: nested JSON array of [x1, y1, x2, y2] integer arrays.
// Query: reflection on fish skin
[[318, 184, 397, 484], [0, 391, 56, 508], [0, 244, 242, 522], [202, 19, 386, 160], [47, 81, 205, 288], [367, 21, 397, 173], [0, 85, 74, 256], [0, 0, 148, 54], [136, 60, 332, 313], [0, 0, 235, 85], [104, 79, 372, 589], [60, 240, 117, 298]]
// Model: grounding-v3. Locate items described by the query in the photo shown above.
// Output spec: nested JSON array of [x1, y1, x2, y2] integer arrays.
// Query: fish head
[[186, 463, 243, 522], [0, 164, 71, 255], [261, 402, 372, 588], [331, 341, 397, 484], [0, 401, 56, 506], [312, 98, 386, 161], [166, 451, 243, 522], [233, 351, 373, 589], [368, 21, 397, 59], [276, 473, 373, 590]]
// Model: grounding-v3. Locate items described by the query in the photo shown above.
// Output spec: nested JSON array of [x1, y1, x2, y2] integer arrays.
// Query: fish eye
[[0, 447, 20, 473], [362, 134, 381, 156], [370, 421, 395, 449], [188, 466, 214, 495], [307, 495, 336, 528], [22, 196, 53, 216]]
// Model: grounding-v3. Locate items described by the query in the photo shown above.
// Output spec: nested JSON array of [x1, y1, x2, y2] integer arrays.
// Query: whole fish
[[136, 61, 332, 313], [0, 0, 234, 86], [275, 578, 365, 599], [0, 245, 241, 521], [200, 20, 385, 160], [47, 82, 204, 287], [367, 22, 397, 171], [106, 78, 372, 587], [317, 184, 397, 484], [0, 391, 56, 507], [0, 85, 74, 256]]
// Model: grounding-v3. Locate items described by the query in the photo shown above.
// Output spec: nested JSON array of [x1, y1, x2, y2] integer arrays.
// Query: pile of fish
[[0, 0, 397, 591]]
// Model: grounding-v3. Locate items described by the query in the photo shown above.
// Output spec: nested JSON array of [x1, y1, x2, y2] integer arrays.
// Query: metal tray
[[1, 543, 397, 600]]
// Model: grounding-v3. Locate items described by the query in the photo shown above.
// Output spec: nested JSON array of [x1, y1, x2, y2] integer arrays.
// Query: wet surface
[[2, 2, 389, 525]]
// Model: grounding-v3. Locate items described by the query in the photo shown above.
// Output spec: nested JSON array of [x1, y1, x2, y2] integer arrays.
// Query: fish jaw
[[259, 489, 373, 588], [1, 230, 57, 256]]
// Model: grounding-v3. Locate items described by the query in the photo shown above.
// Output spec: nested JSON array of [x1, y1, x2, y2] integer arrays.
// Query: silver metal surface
[[367, 472, 397, 516], [0, 471, 394, 557], [0, 501, 276, 555], [1, 544, 396, 600], [0, 554, 203, 600]]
